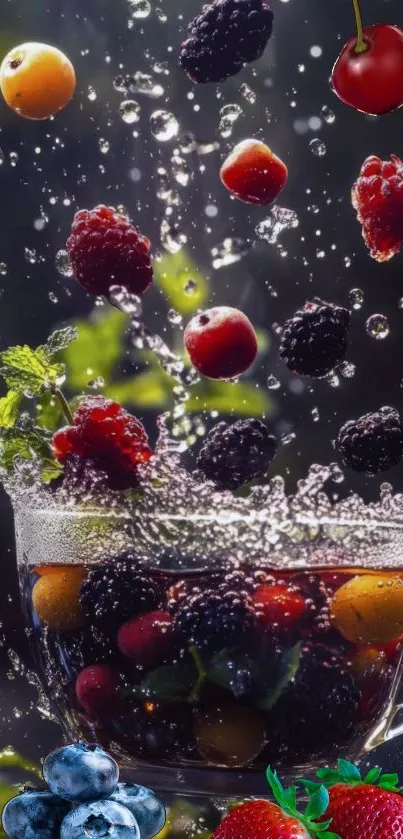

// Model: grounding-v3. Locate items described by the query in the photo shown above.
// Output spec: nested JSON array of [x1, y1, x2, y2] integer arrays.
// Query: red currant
[[184, 306, 258, 380], [220, 139, 288, 206]]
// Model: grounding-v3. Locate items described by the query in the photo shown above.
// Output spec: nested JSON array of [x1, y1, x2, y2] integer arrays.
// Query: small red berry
[[53, 396, 152, 490], [252, 584, 306, 631], [76, 664, 119, 715], [220, 139, 288, 206], [184, 306, 258, 380], [117, 610, 173, 668], [352, 154, 403, 262], [332, 24, 403, 115], [66, 204, 153, 297]]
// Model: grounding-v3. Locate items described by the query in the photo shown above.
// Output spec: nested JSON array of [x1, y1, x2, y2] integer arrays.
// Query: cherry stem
[[352, 0, 368, 53], [53, 387, 74, 425]]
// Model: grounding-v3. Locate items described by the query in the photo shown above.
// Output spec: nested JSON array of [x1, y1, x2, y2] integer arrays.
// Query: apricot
[[32, 567, 87, 631], [332, 574, 403, 645], [0, 42, 76, 120]]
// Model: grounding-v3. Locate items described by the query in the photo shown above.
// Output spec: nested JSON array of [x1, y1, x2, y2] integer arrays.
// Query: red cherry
[[252, 584, 306, 630], [184, 306, 258, 380], [75, 664, 119, 715], [332, 24, 403, 115], [117, 610, 173, 668], [220, 139, 288, 206]]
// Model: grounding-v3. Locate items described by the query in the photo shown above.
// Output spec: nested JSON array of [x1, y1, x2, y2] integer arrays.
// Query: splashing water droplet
[[267, 375, 281, 390], [339, 360, 356, 378], [160, 218, 187, 253], [55, 249, 73, 277], [129, 0, 151, 17], [87, 86, 97, 101], [184, 278, 197, 295], [366, 313, 390, 340], [211, 237, 250, 269], [309, 138, 327, 156], [256, 206, 299, 245], [239, 83, 256, 104], [99, 138, 110, 154], [150, 110, 179, 141], [321, 105, 336, 124], [349, 288, 364, 310], [171, 154, 190, 187], [167, 309, 183, 326], [119, 99, 141, 124], [219, 103, 242, 137]]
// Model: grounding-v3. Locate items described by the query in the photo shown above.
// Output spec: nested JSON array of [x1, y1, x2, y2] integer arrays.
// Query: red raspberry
[[117, 610, 173, 668], [53, 396, 152, 490], [76, 664, 119, 716], [352, 155, 403, 262], [66, 204, 153, 296]]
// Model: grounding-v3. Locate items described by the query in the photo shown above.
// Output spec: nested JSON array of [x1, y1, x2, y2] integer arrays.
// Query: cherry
[[184, 306, 258, 380], [252, 584, 306, 631], [117, 610, 173, 668], [332, 0, 403, 115], [75, 664, 120, 716], [220, 139, 288, 206]]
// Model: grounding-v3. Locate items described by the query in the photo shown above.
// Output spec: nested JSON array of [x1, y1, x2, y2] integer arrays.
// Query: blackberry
[[197, 419, 277, 490], [173, 587, 256, 650], [179, 0, 274, 85], [56, 455, 110, 497], [335, 406, 403, 474], [79, 556, 164, 631], [279, 298, 350, 378]]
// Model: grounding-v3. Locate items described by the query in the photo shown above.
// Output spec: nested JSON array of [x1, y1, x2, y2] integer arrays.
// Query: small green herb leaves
[[0, 328, 77, 398], [0, 391, 22, 429]]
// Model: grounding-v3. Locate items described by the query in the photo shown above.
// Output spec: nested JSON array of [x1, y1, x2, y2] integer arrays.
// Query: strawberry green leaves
[[266, 767, 341, 839], [303, 759, 400, 792]]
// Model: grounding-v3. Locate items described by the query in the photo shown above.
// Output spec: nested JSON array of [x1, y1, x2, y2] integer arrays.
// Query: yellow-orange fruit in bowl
[[0, 42, 76, 120], [332, 573, 403, 645], [32, 567, 87, 631]]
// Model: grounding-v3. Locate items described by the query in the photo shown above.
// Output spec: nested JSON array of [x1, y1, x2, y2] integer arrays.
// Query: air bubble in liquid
[[366, 313, 390, 340], [171, 155, 190, 187], [349, 288, 364, 310], [55, 249, 73, 277], [211, 237, 250, 269], [184, 278, 197, 295], [267, 375, 281, 390], [309, 138, 327, 157], [321, 105, 336, 124], [239, 83, 256, 104], [160, 218, 187, 253], [150, 110, 179, 142], [99, 138, 110, 154], [219, 103, 242, 137], [256, 206, 299, 245], [119, 100, 141, 124], [129, 0, 151, 18]]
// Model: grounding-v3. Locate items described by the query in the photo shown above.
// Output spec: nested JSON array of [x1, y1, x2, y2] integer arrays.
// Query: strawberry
[[211, 768, 340, 839], [302, 759, 403, 839]]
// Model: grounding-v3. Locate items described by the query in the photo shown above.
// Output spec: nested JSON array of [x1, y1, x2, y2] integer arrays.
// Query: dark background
[[1, 0, 403, 769]]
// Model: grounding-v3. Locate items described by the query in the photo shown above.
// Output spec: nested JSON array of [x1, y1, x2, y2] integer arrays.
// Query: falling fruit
[[0, 42, 76, 120]]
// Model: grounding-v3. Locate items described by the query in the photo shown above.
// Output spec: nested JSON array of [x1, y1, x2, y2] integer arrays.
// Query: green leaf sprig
[[266, 767, 341, 839]]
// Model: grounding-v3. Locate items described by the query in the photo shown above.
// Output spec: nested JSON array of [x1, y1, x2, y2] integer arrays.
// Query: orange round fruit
[[32, 567, 87, 631], [194, 705, 265, 767], [0, 42, 76, 120], [332, 573, 403, 645]]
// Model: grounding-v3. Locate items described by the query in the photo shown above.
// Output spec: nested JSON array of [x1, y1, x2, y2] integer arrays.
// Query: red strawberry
[[305, 760, 403, 839], [212, 769, 338, 839]]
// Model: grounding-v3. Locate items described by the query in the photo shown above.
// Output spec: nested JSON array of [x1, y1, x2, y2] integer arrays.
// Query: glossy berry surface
[[75, 665, 120, 716], [53, 396, 152, 490], [32, 567, 86, 632], [220, 139, 287, 206], [117, 610, 173, 667], [174, 587, 256, 650], [335, 406, 403, 474], [60, 801, 139, 839], [67, 204, 153, 297], [43, 742, 119, 803], [279, 298, 350, 378], [211, 799, 309, 839], [2, 790, 70, 839], [110, 783, 166, 839], [0, 42, 75, 120], [184, 307, 257, 380], [323, 783, 403, 839], [332, 24, 403, 115], [196, 418, 277, 490], [179, 0, 274, 84], [352, 155, 403, 262], [252, 584, 306, 631], [79, 556, 163, 630]]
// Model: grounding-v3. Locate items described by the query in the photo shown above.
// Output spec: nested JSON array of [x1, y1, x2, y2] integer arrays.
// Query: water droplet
[[321, 105, 336, 124], [129, 0, 151, 17], [167, 309, 183, 326], [99, 138, 110, 154], [9, 151, 18, 167], [218, 103, 242, 137], [267, 375, 281, 390], [184, 278, 197, 295], [366, 313, 390, 340], [311, 407, 320, 422], [109, 285, 143, 316], [179, 133, 196, 155], [349, 288, 364, 310], [160, 218, 187, 253], [150, 110, 179, 142], [339, 360, 356, 378], [256, 206, 299, 245], [239, 83, 256, 104], [87, 86, 97, 101], [0, 262, 7, 276], [55, 249, 73, 277], [309, 138, 327, 157], [211, 237, 250, 269], [171, 154, 190, 187], [48, 291, 58, 304], [119, 99, 140, 124], [88, 376, 105, 390]]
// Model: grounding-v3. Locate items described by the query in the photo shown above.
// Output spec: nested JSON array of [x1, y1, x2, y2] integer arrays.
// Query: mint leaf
[[41, 458, 64, 484], [45, 326, 78, 356], [305, 786, 329, 820], [0, 345, 64, 396], [208, 649, 257, 698], [138, 664, 197, 701], [0, 391, 22, 429], [0, 427, 51, 472], [258, 643, 302, 710]]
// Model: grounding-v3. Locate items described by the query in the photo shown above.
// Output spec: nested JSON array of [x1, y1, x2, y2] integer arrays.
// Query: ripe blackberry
[[279, 298, 350, 378], [335, 406, 403, 474], [173, 587, 256, 650], [53, 396, 153, 491], [67, 204, 153, 297], [79, 556, 164, 631], [197, 419, 278, 490], [179, 0, 274, 85], [352, 155, 403, 262]]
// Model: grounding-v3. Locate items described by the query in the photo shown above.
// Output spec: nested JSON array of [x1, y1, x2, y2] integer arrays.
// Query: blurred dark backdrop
[[1, 0, 403, 767]]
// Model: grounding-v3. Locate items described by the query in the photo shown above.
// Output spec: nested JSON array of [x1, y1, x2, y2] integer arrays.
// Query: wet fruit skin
[[332, 24, 403, 116], [332, 574, 403, 644], [0, 42, 76, 120], [117, 610, 173, 667], [253, 583, 306, 631], [220, 139, 288, 206], [32, 567, 87, 631], [184, 307, 258, 380], [194, 704, 266, 766], [75, 665, 120, 716]]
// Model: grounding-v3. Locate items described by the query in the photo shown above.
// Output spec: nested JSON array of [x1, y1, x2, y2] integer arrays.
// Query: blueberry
[[43, 742, 119, 803], [2, 790, 70, 839], [60, 800, 139, 839], [111, 784, 165, 839]]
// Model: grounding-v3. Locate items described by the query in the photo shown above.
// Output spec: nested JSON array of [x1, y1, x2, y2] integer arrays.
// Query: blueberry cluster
[[2, 742, 165, 839]]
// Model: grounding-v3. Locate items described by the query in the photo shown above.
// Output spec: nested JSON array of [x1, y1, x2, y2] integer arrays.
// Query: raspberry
[[79, 556, 164, 631], [53, 396, 152, 490], [279, 298, 350, 378], [66, 204, 153, 297], [179, 0, 274, 85], [173, 587, 256, 650], [352, 155, 403, 262], [196, 419, 277, 490], [335, 406, 403, 474]]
